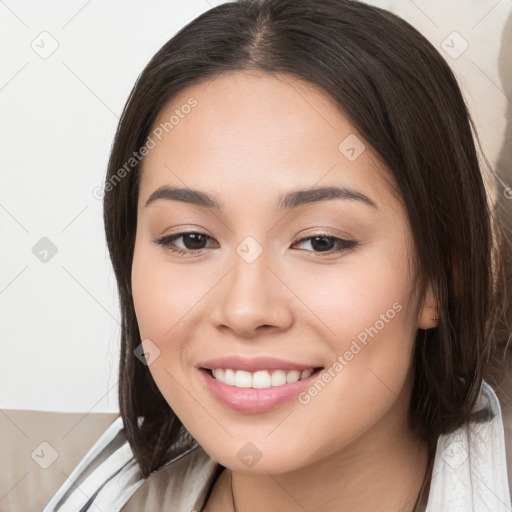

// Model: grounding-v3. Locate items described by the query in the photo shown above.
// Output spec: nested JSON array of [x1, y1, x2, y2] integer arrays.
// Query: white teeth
[[286, 370, 301, 383], [211, 368, 317, 389], [301, 368, 313, 380], [224, 369, 235, 386], [234, 370, 252, 388], [253, 370, 271, 388], [271, 369, 287, 386]]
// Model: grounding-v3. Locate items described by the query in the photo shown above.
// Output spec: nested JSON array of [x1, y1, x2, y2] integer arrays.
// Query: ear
[[418, 281, 439, 330]]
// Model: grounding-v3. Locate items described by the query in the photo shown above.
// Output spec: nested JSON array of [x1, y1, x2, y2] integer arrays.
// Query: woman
[[43, 0, 512, 510]]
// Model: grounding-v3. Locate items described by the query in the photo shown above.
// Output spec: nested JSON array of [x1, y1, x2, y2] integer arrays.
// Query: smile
[[198, 366, 324, 413], [209, 367, 322, 389]]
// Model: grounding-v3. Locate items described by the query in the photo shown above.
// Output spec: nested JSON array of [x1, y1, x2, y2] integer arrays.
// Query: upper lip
[[198, 356, 323, 373]]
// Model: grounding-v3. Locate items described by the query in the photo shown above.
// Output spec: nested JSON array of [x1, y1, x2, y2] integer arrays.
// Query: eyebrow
[[144, 184, 378, 210]]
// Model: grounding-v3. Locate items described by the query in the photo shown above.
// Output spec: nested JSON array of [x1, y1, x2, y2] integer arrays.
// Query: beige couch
[[0, 409, 118, 511], [2, 387, 512, 512]]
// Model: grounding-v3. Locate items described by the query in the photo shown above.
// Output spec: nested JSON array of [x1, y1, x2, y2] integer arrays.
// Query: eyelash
[[153, 231, 358, 257]]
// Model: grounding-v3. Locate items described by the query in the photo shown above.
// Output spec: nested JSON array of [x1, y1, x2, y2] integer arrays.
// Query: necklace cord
[[230, 470, 236, 512]]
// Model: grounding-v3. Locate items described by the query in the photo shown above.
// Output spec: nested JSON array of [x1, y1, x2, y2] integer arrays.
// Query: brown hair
[[102, 0, 511, 506]]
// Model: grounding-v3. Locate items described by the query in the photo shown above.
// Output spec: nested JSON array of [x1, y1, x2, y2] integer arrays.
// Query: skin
[[131, 70, 438, 512]]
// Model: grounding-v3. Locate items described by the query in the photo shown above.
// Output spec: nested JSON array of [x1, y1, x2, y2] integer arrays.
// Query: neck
[[230, 410, 430, 512]]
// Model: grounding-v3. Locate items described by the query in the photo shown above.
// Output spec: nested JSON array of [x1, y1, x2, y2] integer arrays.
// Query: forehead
[[138, 70, 396, 211]]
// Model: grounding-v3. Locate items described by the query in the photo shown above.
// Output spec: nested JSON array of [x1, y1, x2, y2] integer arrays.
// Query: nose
[[209, 248, 294, 338]]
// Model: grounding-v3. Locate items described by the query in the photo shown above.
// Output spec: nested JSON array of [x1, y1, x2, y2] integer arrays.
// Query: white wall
[[1, 0, 510, 413]]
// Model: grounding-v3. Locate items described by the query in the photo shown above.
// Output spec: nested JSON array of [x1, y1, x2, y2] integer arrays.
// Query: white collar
[[425, 380, 512, 511]]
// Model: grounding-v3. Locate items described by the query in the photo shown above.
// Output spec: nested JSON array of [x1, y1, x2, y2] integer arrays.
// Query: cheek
[[292, 239, 418, 405], [294, 239, 416, 349], [131, 246, 194, 412], [292, 269, 417, 464], [131, 245, 159, 338], [131, 241, 214, 404], [131, 242, 203, 341]]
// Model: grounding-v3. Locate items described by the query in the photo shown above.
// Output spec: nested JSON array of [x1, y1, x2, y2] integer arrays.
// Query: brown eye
[[154, 231, 216, 254], [293, 235, 357, 254]]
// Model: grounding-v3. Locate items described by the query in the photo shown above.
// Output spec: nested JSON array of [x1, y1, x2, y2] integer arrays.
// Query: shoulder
[[42, 416, 141, 511], [426, 380, 512, 511], [42, 416, 221, 512], [121, 439, 223, 511]]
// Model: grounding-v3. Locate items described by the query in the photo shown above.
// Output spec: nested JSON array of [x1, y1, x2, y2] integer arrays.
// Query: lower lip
[[198, 368, 323, 413]]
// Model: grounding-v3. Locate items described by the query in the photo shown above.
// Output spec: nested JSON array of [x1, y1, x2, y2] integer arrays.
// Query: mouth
[[198, 366, 325, 414], [201, 366, 324, 389]]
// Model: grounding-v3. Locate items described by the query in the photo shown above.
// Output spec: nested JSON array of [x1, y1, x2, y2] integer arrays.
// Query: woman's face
[[131, 70, 433, 474]]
